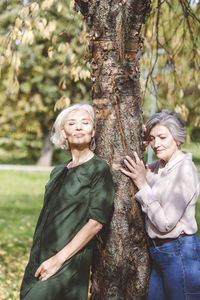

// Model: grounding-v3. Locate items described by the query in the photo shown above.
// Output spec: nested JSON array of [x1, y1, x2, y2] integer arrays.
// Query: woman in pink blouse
[[121, 110, 200, 300]]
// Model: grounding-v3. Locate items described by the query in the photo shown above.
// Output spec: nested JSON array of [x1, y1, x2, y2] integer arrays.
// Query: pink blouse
[[135, 152, 200, 239]]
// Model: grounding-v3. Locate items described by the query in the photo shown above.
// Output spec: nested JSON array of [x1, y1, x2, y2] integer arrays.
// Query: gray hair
[[145, 110, 186, 144], [50, 103, 96, 150]]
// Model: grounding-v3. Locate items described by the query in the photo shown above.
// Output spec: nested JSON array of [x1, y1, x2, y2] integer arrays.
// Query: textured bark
[[75, 1, 151, 299]]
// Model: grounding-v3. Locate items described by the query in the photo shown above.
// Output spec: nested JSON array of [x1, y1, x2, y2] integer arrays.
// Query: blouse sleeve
[[88, 165, 115, 225], [135, 161, 200, 233]]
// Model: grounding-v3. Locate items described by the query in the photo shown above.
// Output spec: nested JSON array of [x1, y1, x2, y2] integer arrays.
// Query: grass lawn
[[182, 143, 200, 229], [0, 143, 199, 299], [0, 170, 49, 300]]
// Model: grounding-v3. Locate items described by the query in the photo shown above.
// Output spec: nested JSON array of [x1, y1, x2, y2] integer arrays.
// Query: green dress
[[20, 155, 115, 300]]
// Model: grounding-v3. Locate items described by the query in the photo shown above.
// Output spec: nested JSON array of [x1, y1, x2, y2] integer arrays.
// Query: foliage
[[0, 0, 90, 162], [141, 0, 200, 141], [0, 0, 200, 163]]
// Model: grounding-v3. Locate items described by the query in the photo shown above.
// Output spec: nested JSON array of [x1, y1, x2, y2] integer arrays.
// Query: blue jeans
[[148, 234, 200, 300]]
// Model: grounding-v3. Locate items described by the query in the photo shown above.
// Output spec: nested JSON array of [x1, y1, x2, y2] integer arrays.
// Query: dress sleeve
[[135, 161, 200, 233], [88, 165, 115, 225]]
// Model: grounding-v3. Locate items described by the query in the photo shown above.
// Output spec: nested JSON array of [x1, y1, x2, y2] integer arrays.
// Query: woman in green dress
[[20, 104, 115, 300]]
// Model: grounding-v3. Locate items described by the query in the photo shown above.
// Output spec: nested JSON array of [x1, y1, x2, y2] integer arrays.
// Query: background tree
[[141, 0, 200, 141], [1, 0, 199, 165], [0, 0, 90, 165]]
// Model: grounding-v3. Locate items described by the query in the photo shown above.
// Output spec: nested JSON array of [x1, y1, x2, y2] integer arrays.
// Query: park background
[[0, 0, 200, 299]]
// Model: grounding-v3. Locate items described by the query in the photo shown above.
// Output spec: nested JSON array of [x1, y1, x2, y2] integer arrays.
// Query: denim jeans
[[148, 234, 200, 300]]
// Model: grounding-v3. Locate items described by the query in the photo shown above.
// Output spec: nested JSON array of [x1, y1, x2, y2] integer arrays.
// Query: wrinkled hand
[[35, 254, 63, 281], [120, 152, 147, 190]]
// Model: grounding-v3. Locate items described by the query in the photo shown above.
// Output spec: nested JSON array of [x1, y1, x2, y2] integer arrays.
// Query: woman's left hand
[[120, 152, 147, 190], [35, 254, 63, 281]]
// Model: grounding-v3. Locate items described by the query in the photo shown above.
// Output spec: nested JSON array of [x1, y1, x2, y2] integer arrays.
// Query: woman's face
[[62, 109, 95, 149], [149, 124, 181, 163]]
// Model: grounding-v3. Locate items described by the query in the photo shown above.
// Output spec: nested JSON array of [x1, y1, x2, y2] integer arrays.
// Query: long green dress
[[20, 155, 115, 300]]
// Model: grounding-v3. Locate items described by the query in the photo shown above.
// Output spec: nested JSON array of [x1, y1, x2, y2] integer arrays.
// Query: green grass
[[0, 143, 199, 299], [182, 142, 200, 167], [0, 170, 50, 300], [182, 143, 200, 233], [0, 148, 70, 165]]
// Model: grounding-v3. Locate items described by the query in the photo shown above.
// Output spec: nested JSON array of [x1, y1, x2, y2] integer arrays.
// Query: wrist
[[137, 182, 148, 190], [55, 251, 67, 265]]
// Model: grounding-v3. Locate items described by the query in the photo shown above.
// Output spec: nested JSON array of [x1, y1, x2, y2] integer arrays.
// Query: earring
[[65, 138, 70, 150], [90, 137, 96, 150], [61, 129, 69, 150]]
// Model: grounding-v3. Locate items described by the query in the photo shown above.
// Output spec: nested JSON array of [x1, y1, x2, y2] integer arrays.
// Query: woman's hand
[[35, 254, 63, 281], [120, 152, 147, 190], [34, 219, 102, 282]]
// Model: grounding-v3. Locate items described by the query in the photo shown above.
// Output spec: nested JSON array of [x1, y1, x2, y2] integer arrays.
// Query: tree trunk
[[75, 1, 151, 299], [36, 131, 53, 166]]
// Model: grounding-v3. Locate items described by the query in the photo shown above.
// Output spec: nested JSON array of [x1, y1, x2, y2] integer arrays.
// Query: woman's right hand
[[120, 152, 148, 190], [35, 254, 64, 281]]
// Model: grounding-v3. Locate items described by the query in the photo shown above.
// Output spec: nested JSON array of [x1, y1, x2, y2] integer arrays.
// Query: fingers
[[121, 154, 139, 180], [133, 152, 145, 169], [125, 152, 143, 167], [36, 269, 51, 281], [40, 272, 50, 281], [35, 266, 41, 278], [142, 125, 150, 147], [120, 168, 134, 178], [34, 256, 61, 282], [120, 152, 147, 189], [123, 158, 136, 172], [120, 152, 144, 176], [124, 155, 136, 168], [133, 152, 141, 164], [142, 124, 146, 131], [35, 264, 50, 281], [39, 272, 46, 280]]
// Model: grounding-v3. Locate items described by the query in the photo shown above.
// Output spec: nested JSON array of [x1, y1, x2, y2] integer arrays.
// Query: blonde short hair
[[50, 104, 96, 150]]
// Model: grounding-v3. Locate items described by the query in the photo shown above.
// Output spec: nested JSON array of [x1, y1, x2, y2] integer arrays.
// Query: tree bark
[[74, 1, 151, 299], [36, 131, 53, 166]]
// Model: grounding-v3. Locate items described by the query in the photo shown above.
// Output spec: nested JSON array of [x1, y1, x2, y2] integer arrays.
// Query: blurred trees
[[0, 0, 200, 160], [141, 0, 200, 142], [0, 0, 90, 165]]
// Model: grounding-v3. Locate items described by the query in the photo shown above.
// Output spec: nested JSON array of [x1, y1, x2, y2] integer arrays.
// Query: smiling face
[[62, 109, 95, 149], [149, 124, 182, 163]]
